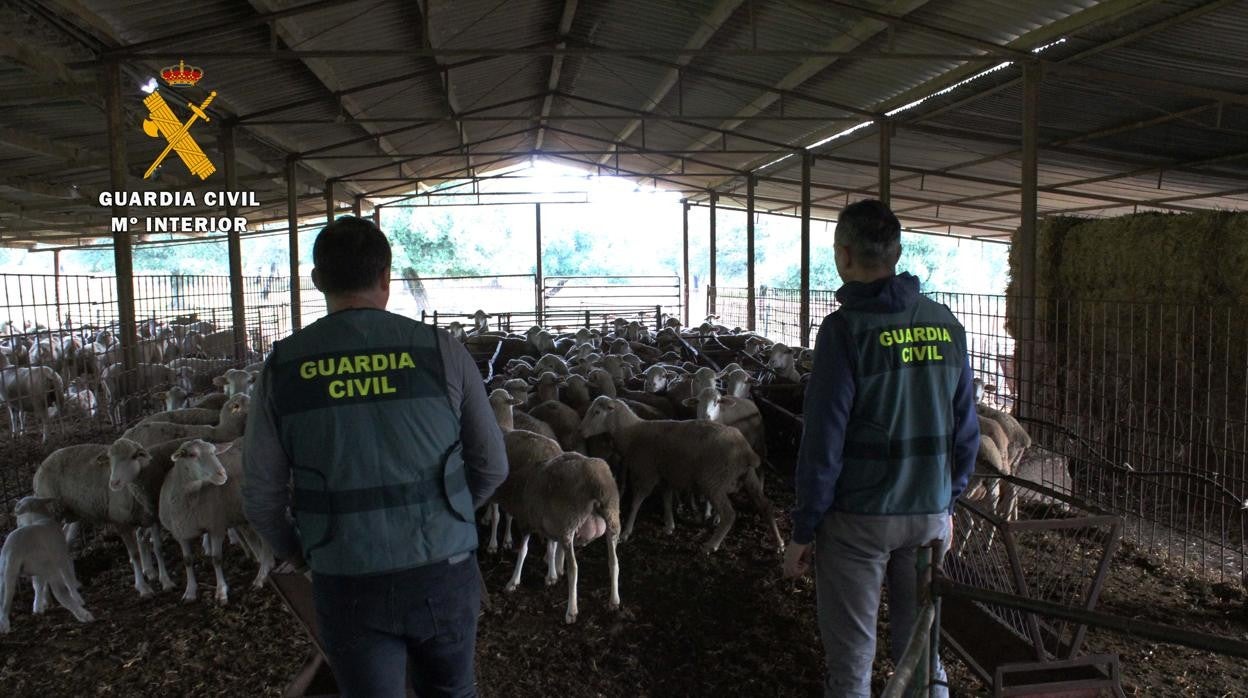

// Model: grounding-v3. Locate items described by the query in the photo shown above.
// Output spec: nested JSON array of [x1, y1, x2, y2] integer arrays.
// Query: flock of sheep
[[0, 309, 1031, 636]]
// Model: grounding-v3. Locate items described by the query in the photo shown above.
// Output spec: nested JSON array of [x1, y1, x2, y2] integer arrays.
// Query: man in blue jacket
[[243, 216, 507, 697], [782, 200, 978, 697]]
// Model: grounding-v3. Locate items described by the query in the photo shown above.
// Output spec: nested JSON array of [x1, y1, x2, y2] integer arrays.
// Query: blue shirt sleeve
[[949, 352, 980, 512], [791, 314, 856, 545]]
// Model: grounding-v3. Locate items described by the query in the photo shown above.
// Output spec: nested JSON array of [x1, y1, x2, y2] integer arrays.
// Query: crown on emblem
[[160, 60, 204, 87]]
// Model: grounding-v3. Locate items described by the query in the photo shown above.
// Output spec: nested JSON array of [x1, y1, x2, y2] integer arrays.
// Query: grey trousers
[[814, 511, 949, 698]]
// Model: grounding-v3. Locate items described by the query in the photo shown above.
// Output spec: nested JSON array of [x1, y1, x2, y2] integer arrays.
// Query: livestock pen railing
[[712, 286, 1247, 586]]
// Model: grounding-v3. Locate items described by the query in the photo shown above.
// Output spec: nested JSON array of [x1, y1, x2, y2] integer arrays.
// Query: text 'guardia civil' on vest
[[299, 351, 417, 399]]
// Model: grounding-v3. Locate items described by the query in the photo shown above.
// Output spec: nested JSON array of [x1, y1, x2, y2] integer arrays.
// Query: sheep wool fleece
[[268, 308, 477, 576]]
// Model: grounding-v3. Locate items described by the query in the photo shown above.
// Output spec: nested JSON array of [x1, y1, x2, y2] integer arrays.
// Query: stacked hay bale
[[1005, 211, 1248, 518]]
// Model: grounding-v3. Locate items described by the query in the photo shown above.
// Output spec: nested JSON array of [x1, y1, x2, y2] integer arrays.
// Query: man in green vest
[[243, 216, 507, 697], [782, 200, 979, 697]]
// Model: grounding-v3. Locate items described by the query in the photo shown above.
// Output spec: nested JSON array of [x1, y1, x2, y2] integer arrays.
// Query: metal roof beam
[[359, 155, 521, 198], [535, 0, 579, 150], [416, 0, 477, 175], [541, 124, 746, 174], [594, 0, 745, 165], [248, 0, 419, 181], [102, 48, 1006, 62], [657, 0, 932, 173]]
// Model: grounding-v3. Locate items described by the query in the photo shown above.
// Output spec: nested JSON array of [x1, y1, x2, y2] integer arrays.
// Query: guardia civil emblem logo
[[141, 60, 217, 180]]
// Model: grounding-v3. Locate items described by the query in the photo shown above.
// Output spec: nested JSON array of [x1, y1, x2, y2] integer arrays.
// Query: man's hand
[[782, 541, 813, 579]]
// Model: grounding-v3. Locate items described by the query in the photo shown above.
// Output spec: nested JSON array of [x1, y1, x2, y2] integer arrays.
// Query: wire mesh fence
[[713, 286, 1248, 584]]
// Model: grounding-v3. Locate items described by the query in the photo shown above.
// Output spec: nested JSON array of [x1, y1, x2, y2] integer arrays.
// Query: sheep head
[[580, 396, 630, 437], [172, 439, 231, 486], [107, 438, 153, 492]]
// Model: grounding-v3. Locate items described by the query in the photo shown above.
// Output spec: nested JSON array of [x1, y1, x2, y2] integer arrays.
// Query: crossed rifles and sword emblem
[[141, 90, 218, 180]]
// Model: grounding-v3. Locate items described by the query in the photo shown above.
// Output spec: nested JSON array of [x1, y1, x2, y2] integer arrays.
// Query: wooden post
[[53, 249, 62, 327], [879, 119, 892, 206], [708, 191, 718, 315], [1017, 62, 1041, 417], [352, 195, 363, 218], [681, 199, 690, 326], [222, 123, 247, 363], [104, 61, 138, 375], [746, 174, 756, 332], [800, 153, 812, 347], [535, 203, 544, 324], [286, 157, 302, 331], [373, 204, 381, 228]]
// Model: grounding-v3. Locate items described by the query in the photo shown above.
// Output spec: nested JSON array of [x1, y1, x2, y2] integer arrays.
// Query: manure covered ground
[[0, 475, 1244, 696]]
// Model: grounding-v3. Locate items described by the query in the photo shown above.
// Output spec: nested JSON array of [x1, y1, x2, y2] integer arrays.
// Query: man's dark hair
[[312, 216, 392, 294], [834, 199, 901, 268]]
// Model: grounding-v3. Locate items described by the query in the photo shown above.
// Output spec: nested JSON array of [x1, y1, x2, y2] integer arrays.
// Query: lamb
[[161, 385, 191, 411], [63, 378, 99, 420], [33, 441, 167, 597], [722, 368, 755, 399], [956, 435, 1009, 550], [579, 397, 783, 553], [530, 371, 562, 405], [533, 353, 571, 377], [0, 497, 93, 633], [159, 439, 273, 604], [767, 344, 802, 383], [191, 392, 229, 411], [121, 394, 249, 447], [503, 452, 621, 624], [686, 387, 768, 467], [100, 361, 176, 423]]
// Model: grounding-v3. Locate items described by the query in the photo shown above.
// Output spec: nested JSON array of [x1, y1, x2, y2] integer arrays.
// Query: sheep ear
[[95, 453, 109, 465], [136, 449, 151, 460], [212, 375, 226, 387], [213, 441, 234, 456]]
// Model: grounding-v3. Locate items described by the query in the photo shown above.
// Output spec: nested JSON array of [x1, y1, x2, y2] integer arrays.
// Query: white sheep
[[503, 452, 621, 624], [0, 356, 65, 439], [0, 497, 93, 633], [686, 386, 768, 468], [721, 368, 755, 399], [33, 441, 165, 597], [488, 427, 563, 554], [138, 397, 234, 427], [579, 397, 783, 553], [533, 354, 571, 377], [159, 438, 273, 604], [121, 393, 249, 447], [161, 385, 191, 411]]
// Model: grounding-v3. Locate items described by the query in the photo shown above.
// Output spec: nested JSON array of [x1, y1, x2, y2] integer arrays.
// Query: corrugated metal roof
[[2, 0, 1247, 244]]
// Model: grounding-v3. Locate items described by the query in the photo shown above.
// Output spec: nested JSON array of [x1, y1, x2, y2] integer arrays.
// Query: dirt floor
[[0, 474, 1244, 696]]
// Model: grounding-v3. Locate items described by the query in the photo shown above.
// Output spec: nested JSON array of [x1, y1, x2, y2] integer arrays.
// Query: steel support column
[[352, 194, 363, 217], [878, 119, 891, 206], [746, 175, 756, 331], [222, 123, 247, 362], [800, 153, 812, 348], [1017, 62, 1040, 417], [104, 61, 137, 374], [535, 203, 544, 324], [373, 204, 381, 227], [286, 157, 302, 331], [708, 191, 718, 315], [324, 179, 335, 222], [682, 199, 690, 326]]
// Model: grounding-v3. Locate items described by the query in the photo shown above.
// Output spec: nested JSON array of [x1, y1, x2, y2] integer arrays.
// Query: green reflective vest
[[834, 297, 967, 515], [269, 308, 477, 576]]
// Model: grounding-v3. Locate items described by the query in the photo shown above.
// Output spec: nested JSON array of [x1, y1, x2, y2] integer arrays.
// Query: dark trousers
[[312, 553, 481, 698]]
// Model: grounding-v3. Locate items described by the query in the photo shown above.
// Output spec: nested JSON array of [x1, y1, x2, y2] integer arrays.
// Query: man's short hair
[[834, 199, 901, 268], [312, 216, 392, 294]]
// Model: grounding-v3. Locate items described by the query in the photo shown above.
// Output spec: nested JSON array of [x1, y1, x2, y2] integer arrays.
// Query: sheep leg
[[661, 490, 676, 535], [742, 468, 785, 552], [486, 503, 500, 554], [137, 528, 158, 581], [606, 534, 620, 611], [562, 538, 579, 624], [702, 493, 738, 554], [622, 477, 658, 543], [544, 539, 560, 586], [209, 532, 229, 605], [176, 537, 198, 603], [49, 574, 93, 624], [238, 527, 274, 589], [504, 534, 531, 593], [0, 556, 18, 633], [116, 525, 154, 598], [146, 525, 176, 591], [503, 515, 514, 550]]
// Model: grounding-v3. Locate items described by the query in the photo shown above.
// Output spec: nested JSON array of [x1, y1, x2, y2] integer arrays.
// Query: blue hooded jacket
[[791, 273, 979, 544]]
